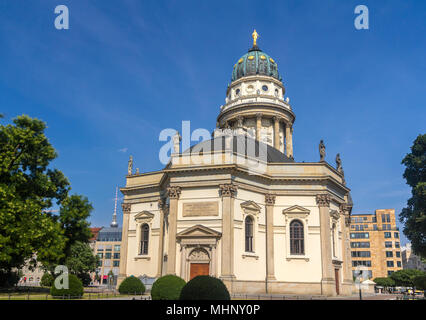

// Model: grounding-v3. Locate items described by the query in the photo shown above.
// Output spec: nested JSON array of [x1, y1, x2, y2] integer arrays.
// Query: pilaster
[[166, 186, 181, 275], [316, 194, 336, 296]]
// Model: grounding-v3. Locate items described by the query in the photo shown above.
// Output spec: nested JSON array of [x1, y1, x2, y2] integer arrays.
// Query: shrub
[[40, 273, 54, 287], [118, 276, 145, 295], [50, 274, 83, 298], [179, 275, 230, 300], [151, 275, 186, 300], [0, 270, 20, 287]]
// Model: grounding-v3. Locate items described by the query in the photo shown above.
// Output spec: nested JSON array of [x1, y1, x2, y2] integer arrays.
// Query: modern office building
[[350, 209, 402, 279], [89, 189, 122, 286]]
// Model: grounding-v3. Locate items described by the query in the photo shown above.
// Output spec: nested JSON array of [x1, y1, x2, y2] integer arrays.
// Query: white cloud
[[117, 147, 128, 153]]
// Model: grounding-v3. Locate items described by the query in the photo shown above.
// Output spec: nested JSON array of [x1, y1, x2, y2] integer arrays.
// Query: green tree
[[373, 277, 395, 288], [390, 269, 426, 287], [400, 134, 426, 258], [58, 195, 93, 259], [0, 115, 70, 279], [65, 241, 97, 286]]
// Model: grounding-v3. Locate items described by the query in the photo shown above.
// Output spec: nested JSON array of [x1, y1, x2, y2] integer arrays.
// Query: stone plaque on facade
[[183, 201, 219, 217]]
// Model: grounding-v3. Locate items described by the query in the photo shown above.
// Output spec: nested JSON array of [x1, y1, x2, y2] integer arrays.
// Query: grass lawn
[[0, 292, 136, 300]]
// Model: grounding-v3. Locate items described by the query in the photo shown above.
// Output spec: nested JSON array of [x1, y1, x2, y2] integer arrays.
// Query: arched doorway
[[188, 248, 210, 280]]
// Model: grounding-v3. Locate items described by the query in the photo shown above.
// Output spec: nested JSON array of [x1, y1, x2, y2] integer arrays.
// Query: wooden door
[[190, 263, 209, 280], [334, 269, 340, 295]]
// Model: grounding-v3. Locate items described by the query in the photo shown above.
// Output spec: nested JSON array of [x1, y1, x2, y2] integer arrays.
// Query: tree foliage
[[0, 115, 95, 279], [400, 134, 426, 258], [151, 275, 186, 300], [0, 115, 70, 273], [390, 269, 426, 287], [58, 195, 93, 260], [65, 241, 97, 286], [373, 277, 395, 288]]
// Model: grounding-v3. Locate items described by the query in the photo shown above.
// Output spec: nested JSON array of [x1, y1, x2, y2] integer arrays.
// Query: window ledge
[[286, 255, 309, 262], [242, 253, 259, 260], [134, 255, 151, 261]]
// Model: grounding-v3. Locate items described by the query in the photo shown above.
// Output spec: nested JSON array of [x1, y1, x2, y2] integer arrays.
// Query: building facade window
[[105, 252, 111, 259], [386, 251, 393, 258], [140, 224, 149, 255], [394, 232, 399, 238], [351, 251, 371, 257], [396, 251, 400, 258], [395, 242, 400, 248], [350, 232, 369, 239], [290, 220, 304, 255], [385, 241, 393, 248], [113, 261, 120, 267], [245, 216, 254, 252], [384, 232, 391, 238], [397, 261, 401, 267], [113, 253, 120, 259], [332, 223, 336, 257], [351, 241, 370, 248], [387, 261, 394, 267], [352, 260, 371, 267], [114, 245, 121, 251]]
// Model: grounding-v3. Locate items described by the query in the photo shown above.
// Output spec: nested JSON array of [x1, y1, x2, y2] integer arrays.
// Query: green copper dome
[[231, 46, 282, 82]]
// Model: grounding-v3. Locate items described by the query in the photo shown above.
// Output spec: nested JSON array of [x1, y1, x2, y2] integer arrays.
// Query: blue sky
[[1, 0, 425, 245]]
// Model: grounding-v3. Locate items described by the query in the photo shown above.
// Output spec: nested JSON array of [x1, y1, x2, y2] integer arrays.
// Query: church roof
[[231, 45, 282, 83], [183, 135, 293, 163]]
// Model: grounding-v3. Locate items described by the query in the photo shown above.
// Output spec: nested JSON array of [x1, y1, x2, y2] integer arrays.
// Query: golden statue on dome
[[252, 29, 259, 46]]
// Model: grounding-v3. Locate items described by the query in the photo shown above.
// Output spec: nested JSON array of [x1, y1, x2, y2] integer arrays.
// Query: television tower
[[110, 186, 119, 228]]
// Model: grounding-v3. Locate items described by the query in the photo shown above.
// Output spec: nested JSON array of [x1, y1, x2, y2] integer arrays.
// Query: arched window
[[140, 224, 149, 255], [245, 216, 254, 252], [290, 220, 304, 255]]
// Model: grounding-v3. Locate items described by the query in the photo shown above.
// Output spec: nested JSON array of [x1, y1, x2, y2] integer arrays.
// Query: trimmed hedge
[[118, 276, 145, 295], [40, 273, 54, 287], [50, 274, 83, 298], [151, 275, 186, 300], [179, 275, 230, 300]]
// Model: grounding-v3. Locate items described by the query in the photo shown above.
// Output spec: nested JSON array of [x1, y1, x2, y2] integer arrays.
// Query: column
[[117, 203, 131, 287], [166, 186, 181, 275], [340, 204, 354, 293], [273, 117, 280, 150], [256, 113, 262, 141], [157, 198, 165, 277], [285, 122, 293, 158], [316, 194, 336, 296], [219, 184, 237, 289], [265, 194, 276, 285]]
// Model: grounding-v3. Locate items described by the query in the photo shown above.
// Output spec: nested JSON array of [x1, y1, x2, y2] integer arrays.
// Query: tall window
[[290, 220, 304, 255], [245, 216, 254, 252], [140, 224, 149, 255], [332, 223, 336, 257]]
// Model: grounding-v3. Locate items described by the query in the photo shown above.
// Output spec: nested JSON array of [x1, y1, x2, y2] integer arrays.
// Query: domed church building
[[118, 31, 354, 296]]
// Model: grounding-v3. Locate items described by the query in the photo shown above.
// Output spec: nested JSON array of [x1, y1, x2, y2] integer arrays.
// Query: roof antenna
[[111, 186, 119, 227]]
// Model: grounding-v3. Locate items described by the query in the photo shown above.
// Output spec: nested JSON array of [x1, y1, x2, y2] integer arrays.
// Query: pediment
[[282, 205, 310, 215], [176, 225, 222, 239], [240, 201, 261, 212], [134, 210, 155, 221]]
